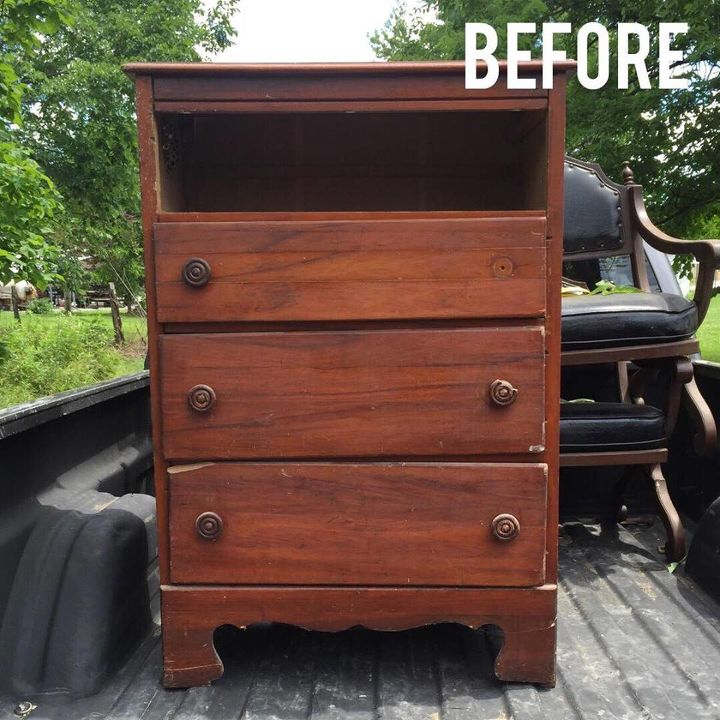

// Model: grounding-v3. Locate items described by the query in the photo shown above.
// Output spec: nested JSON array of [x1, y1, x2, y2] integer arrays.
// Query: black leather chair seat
[[561, 293, 698, 350], [560, 402, 665, 453]]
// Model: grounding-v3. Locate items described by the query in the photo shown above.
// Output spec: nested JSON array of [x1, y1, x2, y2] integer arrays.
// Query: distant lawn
[[55, 309, 148, 374], [0, 308, 147, 408], [698, 296, 720, 364], [0, 308, 147, 364]]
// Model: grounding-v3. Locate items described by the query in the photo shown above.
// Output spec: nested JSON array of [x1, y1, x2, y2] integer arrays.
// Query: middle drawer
[[160, 326, 545, 460]]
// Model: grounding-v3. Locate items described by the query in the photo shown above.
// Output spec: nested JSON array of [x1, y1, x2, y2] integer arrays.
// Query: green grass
[[0, 308, 147, 408], [697, 296, 720, 363]]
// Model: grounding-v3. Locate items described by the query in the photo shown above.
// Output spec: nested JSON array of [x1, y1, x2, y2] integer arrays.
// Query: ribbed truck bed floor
[[3, 521, 720, 720]]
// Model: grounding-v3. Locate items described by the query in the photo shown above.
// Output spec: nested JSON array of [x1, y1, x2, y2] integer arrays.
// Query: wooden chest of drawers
[[126, 60, 571, 688]]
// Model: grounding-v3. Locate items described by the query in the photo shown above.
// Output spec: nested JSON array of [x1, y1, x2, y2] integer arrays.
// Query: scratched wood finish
[[137, 61, 562, 104], [161, 583, 558, 688], [151, 75, 547, 103], [126, 60, 572, 688], [154, 216, 546, 322], [168, 462, 547, 586], [159, 327, 545, 460]]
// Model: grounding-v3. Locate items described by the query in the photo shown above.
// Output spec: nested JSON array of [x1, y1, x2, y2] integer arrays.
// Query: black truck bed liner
[[3, 520, 720, 720]]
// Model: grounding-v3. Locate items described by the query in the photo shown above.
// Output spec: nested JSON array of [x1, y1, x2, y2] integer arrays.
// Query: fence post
[[109, 282, 125, 345]]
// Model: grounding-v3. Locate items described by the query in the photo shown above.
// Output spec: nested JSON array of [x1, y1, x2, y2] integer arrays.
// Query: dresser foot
[[161, 610, 223, 688], [494, 617, 556, 687]]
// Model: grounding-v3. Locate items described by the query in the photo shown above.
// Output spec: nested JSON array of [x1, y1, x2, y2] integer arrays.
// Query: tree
[[0, 0, 71, 289], [18, 0, 240, 309], [0, 137, 61, 289], [372, 1, 720, 256]]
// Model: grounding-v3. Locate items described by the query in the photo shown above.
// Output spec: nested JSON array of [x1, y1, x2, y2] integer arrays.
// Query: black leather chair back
[[563, 157, 632, 258]]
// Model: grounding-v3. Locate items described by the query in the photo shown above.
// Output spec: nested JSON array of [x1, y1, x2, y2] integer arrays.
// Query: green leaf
[[589, 280, 643, 295]]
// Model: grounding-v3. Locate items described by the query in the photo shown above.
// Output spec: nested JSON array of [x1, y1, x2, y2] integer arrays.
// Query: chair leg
[[645, 464, 686, 562], [612, 465, 638, 522], [682, 375, 717, 457], [665, 357, 693, 438]]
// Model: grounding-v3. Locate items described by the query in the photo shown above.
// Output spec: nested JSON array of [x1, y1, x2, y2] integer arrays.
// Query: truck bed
[[3, 520, 720, 720]]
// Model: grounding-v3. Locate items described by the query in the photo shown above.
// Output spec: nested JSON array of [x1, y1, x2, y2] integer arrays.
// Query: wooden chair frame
[[560, 158, 720, 562]]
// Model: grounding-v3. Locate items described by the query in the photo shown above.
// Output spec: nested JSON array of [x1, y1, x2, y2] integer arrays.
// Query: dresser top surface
[[123, 60, 577, 78]]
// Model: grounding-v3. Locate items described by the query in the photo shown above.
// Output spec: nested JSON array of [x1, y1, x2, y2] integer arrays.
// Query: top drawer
[[153, 215, 546, 323]]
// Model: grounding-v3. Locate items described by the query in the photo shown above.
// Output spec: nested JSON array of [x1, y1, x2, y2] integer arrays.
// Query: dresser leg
[[494, 616, 556, 687], [161, 611, 224, 688]]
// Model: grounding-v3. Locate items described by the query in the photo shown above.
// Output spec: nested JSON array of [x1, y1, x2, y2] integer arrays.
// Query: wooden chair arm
[[629, 185, 720, 325]]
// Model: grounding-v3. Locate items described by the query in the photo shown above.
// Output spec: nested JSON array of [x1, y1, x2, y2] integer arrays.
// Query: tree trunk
[[109, 282, 125, 344], [63, 289, 72, 314], [11, 284, 20, 322]]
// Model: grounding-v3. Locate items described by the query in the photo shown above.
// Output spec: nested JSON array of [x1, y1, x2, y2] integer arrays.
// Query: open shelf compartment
[[156, 110, 548, 214]]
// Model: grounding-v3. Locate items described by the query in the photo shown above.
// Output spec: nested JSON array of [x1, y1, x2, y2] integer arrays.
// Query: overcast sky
[[209, 0, 413, 63]]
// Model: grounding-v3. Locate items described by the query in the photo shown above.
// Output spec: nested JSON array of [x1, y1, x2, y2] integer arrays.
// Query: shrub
[[26, 297, 54, 314], [0, 315, 123, 407]]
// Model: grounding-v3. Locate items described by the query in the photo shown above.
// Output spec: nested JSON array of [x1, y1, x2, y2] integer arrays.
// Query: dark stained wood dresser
[[125, 60, 572, 688]]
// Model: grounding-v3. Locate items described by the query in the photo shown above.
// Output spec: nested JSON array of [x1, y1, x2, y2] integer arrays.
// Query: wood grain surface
[[149, 66, 552, 104], [154, 216, 546, 322], [161, 583, 557, 687], [159, 326, 546, 460], [168, 462, 547, 586]]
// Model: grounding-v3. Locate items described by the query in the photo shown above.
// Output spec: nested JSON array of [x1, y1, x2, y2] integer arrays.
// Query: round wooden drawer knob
[[492, 513, 520, 541], [489, 379, 518, 406], [188, 384, 216, 413], [182, 258, 211, 287], [196, 512, 223, 540]]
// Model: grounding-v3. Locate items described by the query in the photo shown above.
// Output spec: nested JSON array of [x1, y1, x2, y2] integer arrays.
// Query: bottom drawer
[[168, 462, 547, 587]]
